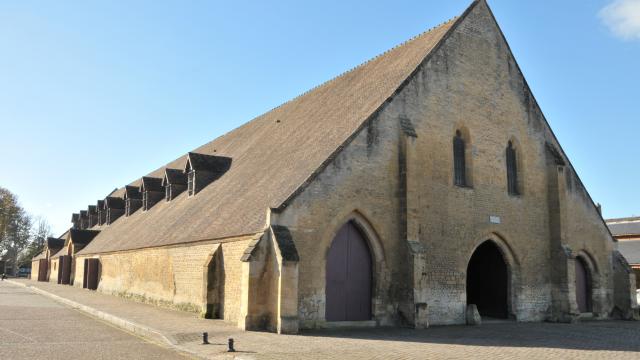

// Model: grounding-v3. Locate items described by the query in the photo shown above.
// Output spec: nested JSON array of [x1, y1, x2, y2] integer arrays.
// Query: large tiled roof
[[618, 240, 640, 265], [76, 6, 469, 255], [606, 217, 640, 237]]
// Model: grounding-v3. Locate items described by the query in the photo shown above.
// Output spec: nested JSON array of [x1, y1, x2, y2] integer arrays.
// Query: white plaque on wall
[[490, 216, 501, 224]]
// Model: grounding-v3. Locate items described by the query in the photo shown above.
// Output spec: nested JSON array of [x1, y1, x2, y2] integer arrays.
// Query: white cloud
[[599, 0, 640, 40]]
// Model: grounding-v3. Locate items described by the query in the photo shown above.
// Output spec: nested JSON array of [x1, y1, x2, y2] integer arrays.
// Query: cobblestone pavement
[[9, 279, 640, 359], [0, 281, 190, 360]]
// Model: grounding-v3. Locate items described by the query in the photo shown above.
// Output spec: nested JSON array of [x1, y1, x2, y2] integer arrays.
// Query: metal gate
[[325, 221, 372, 321]]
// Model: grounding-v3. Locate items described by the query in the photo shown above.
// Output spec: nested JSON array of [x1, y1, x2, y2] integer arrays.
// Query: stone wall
[[30, 260, 39, 281], [612, 251, 639, 319], [273, 1, 618, 328], [49, 258, 59, 283], [75, 235, 253, 323]]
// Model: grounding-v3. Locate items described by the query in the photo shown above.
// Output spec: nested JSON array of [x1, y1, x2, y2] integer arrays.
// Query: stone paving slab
[[9, 279, 640, 359], [0, 281, 189, 360]]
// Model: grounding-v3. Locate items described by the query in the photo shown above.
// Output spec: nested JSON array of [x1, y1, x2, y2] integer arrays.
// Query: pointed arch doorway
[[466, 241, 509, 319], [325, 221, 372, 321], [575, 257, 592, 313]]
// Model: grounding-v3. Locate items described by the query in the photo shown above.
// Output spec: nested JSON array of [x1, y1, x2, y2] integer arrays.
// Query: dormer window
[[87, 205, 98, 228], [124, 186, 142, 216], [187, 170, 195, 196], [140, 176, 164, 211], [142, 191, 149, 210], [104, 196, 125, 225], [183, 152, 232, 197], [71, 213, 80, 229], [163, 168, 188, 202], [96, 200, 106, 226], [79, 211, 89, 230]]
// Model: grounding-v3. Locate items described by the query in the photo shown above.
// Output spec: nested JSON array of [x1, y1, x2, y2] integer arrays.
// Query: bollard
[[227, 338, 235, 352], [202, 332, 209, 345]]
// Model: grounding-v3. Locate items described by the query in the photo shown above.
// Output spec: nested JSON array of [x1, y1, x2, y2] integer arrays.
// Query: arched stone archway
[[575, 256, 592, 313], [203, 247, 225, 319], [466, 240, 510, 319], [325, 221, 373, 321]]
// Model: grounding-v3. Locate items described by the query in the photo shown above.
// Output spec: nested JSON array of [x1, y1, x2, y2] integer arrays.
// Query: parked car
[[17, 267, 31, 278]]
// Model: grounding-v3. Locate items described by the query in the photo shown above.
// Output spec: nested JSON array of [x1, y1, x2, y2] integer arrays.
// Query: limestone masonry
[[31, 0, 638, 333]]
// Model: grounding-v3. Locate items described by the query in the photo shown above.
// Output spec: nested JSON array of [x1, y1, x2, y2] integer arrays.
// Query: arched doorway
[[466, 241, 509, 319], [205, 249, 225, 319], [575, 257, 592, 313], [326, 221, 372, 321]]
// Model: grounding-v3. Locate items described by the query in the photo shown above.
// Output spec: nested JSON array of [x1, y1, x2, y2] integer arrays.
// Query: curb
[[7, 280, 206, 359]]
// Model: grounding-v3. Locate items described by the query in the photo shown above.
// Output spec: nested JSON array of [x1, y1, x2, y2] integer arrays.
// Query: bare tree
[[19, 216, 51, 268]]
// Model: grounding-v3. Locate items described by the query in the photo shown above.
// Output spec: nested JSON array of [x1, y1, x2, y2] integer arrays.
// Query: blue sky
[[0, 0, 638, 235]]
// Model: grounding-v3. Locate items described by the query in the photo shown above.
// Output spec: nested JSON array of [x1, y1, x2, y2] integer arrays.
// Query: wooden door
[[60, 256, 71, 285], [326, 222, 372, 321], [83, 259, 89, 288], [38, 259, 48, 281], [86, 259, 99, 290]]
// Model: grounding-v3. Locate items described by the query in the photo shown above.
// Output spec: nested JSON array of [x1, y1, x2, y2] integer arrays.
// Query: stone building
[[607, 217, 640, 288], [31, 237, 65, 282], [36, 0, 637, 333]]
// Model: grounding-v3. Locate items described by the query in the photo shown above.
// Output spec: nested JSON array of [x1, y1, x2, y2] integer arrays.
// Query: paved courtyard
[[0, 281, 189, 359], [3, 279, 640, 359]]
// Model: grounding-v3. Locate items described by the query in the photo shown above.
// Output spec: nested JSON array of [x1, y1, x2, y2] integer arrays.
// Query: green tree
[[0, 187, 32, 276]]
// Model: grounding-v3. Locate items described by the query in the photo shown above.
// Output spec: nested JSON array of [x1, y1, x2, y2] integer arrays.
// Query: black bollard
[[202, 332, 209, 345], [227, 338, 235, 352]]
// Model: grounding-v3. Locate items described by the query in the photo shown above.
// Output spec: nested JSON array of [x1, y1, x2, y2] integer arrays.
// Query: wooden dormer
[[87, 205, 98, 228], [104, 196, 125, 225], [141, 176, 164, 211], [162, 168, 188, 201], [184, 152, 232, 196], [96, 200, 106, 226], [124, 185, 142, 216], [71, 213, 80, 229], [79, 210, 89, 230]]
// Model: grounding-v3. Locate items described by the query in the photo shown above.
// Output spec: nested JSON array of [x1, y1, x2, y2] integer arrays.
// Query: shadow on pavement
[[300, 321, 640, 353]]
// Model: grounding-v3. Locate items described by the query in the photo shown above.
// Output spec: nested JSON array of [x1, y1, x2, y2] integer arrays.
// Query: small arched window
[[506, 141, 519, 195], [453, 130, 467, 187]]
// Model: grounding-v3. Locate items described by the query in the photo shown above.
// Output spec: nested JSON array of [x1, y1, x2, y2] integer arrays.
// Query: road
[[0, 281, 190, 360]]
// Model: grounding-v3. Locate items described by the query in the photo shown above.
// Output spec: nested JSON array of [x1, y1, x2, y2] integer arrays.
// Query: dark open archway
[[205, 249, 225, 319], [326, 221, 372, 321], [575, 257, 592, 313], [466, 241, 509, 319]]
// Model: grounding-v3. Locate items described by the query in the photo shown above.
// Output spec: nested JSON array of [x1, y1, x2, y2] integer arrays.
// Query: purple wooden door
[[575, 258, 591, 313], [86, 259, 99, 290], [326, 222, 372, 321], [60, 256, 71, 285], [83, 259, 89, 289], [38, 259, 48, 282]]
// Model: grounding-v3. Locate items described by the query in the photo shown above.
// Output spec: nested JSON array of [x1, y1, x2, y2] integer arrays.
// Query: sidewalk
[[8, 279, 260, 359], [8, 279, 640, 360]]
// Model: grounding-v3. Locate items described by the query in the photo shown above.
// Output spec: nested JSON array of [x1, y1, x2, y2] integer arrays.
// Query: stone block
[[466, 304, 481, 326]]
